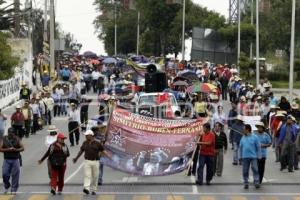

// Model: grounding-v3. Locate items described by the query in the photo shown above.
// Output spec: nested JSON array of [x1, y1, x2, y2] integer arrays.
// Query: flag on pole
[[123, 0, 136, 10], [166, 0, 182, 5]]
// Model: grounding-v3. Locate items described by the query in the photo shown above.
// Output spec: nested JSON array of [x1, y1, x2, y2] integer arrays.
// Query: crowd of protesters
[[1, 55, 300, 195]]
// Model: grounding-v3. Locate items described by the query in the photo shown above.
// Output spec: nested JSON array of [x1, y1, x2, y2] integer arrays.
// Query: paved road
[[1, 185, 300, 199], [1, 91, 300, 198]]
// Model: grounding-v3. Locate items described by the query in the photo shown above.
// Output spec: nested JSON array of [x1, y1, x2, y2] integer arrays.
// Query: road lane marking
[[200, 196, 215, 200], [190, 176, 198, 194], [12, 191, 300, 195], [231, 196, 247, 200], [98, 195, 115, 200], [261, 197, 279, 200], [65, 162, 84, 183], [122, 177, 138, 182], [166, 196, 184, 200], [133, 195, 151, 200], [28, 195, 49, 200], [64, 195, 81, 200], [0, 195, 14, 200]]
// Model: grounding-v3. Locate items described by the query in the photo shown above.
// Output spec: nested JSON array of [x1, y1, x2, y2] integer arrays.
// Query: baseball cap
[[57, 133, 67, 139], [84, 130, 94, 136]]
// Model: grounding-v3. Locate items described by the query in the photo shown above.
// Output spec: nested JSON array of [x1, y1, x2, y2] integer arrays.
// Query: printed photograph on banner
[[101, 107, 208, 176]]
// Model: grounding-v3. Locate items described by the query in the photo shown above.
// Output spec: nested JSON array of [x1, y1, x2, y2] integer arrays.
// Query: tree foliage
[[0, 0, 15, 31], [94, 0, 227, 57], [0, 32, 19, 80]]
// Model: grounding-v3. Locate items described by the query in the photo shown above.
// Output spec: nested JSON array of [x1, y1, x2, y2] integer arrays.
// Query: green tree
[[94, 0, 227, 57], [0, 0, 15, 30], [0, 32, 19, 80]]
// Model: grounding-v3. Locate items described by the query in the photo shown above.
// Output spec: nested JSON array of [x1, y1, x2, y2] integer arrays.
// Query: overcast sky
[[54, 0, 229, 56]]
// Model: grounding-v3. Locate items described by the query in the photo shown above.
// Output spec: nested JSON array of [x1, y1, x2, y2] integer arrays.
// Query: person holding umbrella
[[38, 133, 70, 195]]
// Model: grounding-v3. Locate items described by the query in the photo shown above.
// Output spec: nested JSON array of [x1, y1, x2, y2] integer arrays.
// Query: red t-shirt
[[200, 132, 215, 156]]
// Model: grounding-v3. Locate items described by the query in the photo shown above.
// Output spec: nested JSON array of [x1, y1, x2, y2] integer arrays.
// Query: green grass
[[270, 81, 300, 89], [246, 79, 300, 89]]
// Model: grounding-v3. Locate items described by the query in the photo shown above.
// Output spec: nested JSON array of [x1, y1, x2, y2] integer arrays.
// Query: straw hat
[[263, 83, 271, 88], [16, 105, 22, 109], [277, 110, 287, 115], [275, 113, 285, 117], [236, 115, 243, 121], [255, 122, 265, 128], [240, 96, 246, 102], [291, 102, 299, 109], [48, 125, 58, 132]]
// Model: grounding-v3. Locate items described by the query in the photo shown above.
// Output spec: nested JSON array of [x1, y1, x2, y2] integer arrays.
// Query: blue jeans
[[197, 155, 214, 184], [2, 159, 20, 192], [233, 142, 240, 163], [98, 161, 104, 184], [242, 158, 259, 185]]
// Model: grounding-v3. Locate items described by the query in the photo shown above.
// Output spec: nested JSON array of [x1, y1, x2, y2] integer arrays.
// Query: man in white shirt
[[246, 85, 255, 100], [68, 103, 81, 146], [45, 92, 54, 125], [91, 70, 101, 93], [30, 98, 41, 134]]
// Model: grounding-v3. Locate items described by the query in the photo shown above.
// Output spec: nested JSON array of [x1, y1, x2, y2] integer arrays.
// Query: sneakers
[[3, 189, 9, 195], [195, 180, 203, 185], [50, 188, 56, 195], [83, 189, 90, 195], [91, 192, 96, 195], [244, 185, 249, 189], [11, 192, 17, 195], [255, 184, 260, 189]]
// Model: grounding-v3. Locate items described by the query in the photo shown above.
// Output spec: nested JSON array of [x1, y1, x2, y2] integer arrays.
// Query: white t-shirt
[[92, 71, 101, 80]]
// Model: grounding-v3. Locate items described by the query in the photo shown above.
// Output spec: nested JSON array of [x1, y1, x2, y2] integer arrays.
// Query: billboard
[[191, 27, 236, 64]]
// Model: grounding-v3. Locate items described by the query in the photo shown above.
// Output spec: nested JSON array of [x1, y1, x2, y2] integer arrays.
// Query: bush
[[266, 71, 289, 81]]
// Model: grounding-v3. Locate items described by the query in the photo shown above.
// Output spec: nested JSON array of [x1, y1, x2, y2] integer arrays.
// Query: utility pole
[[14, 0, 20, 37], [289, 0, 296, 100], [250, 0, 253, 60], [237, 0, 241, 72], [181, 0, 186, 61], [136, 11, 140, 56], [114, 0, 117, 56], [49, 0, 55, 71], [256, 0, 260, 87], [43, 0, 48, 41]]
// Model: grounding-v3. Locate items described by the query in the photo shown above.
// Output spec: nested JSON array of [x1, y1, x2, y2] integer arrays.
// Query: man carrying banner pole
[[196, 123, 215, 185]]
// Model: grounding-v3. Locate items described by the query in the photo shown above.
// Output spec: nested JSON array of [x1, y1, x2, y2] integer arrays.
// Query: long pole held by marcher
[[185, 136, 201, 176], [136, 11, 140, 56], [114, 0, 117, 56], [289, 0, 296, 101], [181, 0, 186, 61]]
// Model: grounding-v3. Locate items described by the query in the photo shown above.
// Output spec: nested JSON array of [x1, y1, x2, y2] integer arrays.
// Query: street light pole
[[250, 0, 253, 60], [256, 0, 260, 87], [181, 0, 186, 61], [136, 11, 140, 56], [43, 0, 48, 41], [237, 0, 241, 72], [289, 0, 296, 100], [114, 0, 117, 56], [50, 0, 55, 70]]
